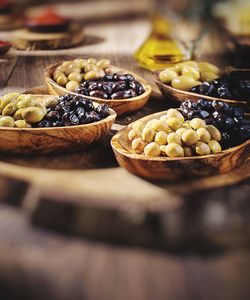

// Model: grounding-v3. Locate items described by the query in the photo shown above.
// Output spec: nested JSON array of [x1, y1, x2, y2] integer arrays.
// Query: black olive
[[89, 90, 109, 99], [96, 104, 110, 118]]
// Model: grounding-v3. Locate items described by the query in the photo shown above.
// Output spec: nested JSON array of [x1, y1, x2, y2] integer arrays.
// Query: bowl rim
[[111, 110, 250, 161], [44, 61, 152, 103], [0, 94, 117, 132], [153, 69, 249, 106]]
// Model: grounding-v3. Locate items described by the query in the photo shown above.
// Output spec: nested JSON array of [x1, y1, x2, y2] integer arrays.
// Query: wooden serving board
[[12, 24, 84, 50]]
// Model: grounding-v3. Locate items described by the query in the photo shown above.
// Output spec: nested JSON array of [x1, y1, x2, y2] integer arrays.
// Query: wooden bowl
[[0, 94, 116, 154], [44, 62, 152, 116], [153, 72, 250, 111], [111, 110, 250, 181]]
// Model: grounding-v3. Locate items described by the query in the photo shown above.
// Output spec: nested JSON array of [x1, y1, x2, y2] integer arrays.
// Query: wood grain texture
[[45, 62, 152, 116]]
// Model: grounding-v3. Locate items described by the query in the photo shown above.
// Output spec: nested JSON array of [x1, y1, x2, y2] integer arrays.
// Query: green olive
[[14, 120, 31, 128], [2, 103, 17, 116], [176, 128, 187, 136], [53, 71, 64, 81], [182, 129, 199, 146], [142, 127, 156, 143], [155, 131, 168, 145], [68, 72, 83, 83], [64, 63, 79, 75], [164, 143, 184, 157], [198, 62, 220, 74], [56, 74, 68, 86], [0, 116, 15, 127], [84, 64, 98, 73], [206, 125, 221, 141], [195, 142, 211, 156], [84, 70, 101, 81], [181, 66, 200, 80], [166, 109, 184, 122], [171, 76, 200, 91], [159, 69, 178, 83], [22, 107, 45, 123], [96, 59, 111, 69], [132, 120, 144, 131], [74, 58, 88, 69], [190, 118, 206, 130], [132, 138, 146, 154], [151, 119, 170, 132], [66, 81, 79, 92], [87, 58, 97, 64], [200, 72, 219, 82], [196, 128, 211, 143], [208, 140, 222, 154], [144, 142, 161, 157], [167, 132, 182, 145], [45, 97, 59, 108], [1, 93, 19, 109], [16, 95, 36, 109], [13, 108, 25, 120], [128, 129, 141, 141], [166, 117, 182, 131], [35, 102, 47, 115]]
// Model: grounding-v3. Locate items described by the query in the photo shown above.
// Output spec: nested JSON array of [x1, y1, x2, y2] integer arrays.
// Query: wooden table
[[0, 12, 250, 300]]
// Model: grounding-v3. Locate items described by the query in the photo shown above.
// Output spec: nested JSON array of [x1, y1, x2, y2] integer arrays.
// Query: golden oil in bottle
[[135, 15, 188, 71]]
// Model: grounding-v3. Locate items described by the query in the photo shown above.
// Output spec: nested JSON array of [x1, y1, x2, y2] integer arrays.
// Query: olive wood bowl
[[44, 62, 152, 116], [0, 94, 116, 154], [111, 110, 250, 181], [153, 71, 250, 111]]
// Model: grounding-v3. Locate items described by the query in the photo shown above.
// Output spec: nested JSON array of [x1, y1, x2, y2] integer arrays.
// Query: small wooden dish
[[153, 72, 250, 111], [44, 62, 152, 116], [12, 23, 84, 50], [0, 94, 116, 154], [111, 110, 250, 181]]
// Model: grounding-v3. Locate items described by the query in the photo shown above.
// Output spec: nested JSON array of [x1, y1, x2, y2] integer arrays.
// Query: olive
[[84, 70, 101, 81], [132, 120, 144, 131], [208, 140, 222, 154], [151, 119, 170, 133], [166, 108, 184, 122], [22, 107, 45, 123], [14, 120, 31, 128], [132, 138, 147, 154], [142, 127, 156, 143], [190, 118, 206, 130], [35, 102, 47, 115], [2, 102, 17, 116], [176, 128, 187, 136], [1, 93, 19, 109], [65, 63, 80, 75], [112, 81, 127, 92], [182, 66, 200, 80], [66, 81, 79, 92], [13, 108, 25, 120], [128, 129, 141, 141], [196, 128, 211, 143], [53, 71, 64, 80], [174, 61, 198, 73], [74, 58, 88, 69], [195, 142, 211, 156], [200, 72, 219, 82], [144, 142, 161, 157], [46, 97, 59, 108], [164, 143, 184, 157], [0, 116, 15, 127], [166, 117, 182, 131], [89, 90, 108, 99], [84, 63, 97, 73], [198, 62, 220, 74], [87, 58, 97, 64], [171, 76, 199, 91], [159, 69, 178, 83], [206, 125, 221, 141], [167, 132, 182, 145], [16, 95, 36, 109], [111, 91, 128, 99], [155, 131, 168, 145], [96, 59, 110, 69], [182, 129, 199, 146], [68, 72, 83, 83], [56, 74, 68, 86]]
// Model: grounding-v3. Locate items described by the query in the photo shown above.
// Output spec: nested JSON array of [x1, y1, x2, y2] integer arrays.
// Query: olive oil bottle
[[135, 15, 189, 71]]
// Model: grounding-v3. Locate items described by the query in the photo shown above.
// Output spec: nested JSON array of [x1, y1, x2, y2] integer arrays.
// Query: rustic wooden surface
[[0, 8, 250, 300]]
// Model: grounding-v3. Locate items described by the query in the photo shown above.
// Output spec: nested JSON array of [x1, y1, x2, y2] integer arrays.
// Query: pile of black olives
[[190, 71, 250, 102], [179, 99, 250, 149], [36, 94, 110, 128], [75, 73, 145, 100]]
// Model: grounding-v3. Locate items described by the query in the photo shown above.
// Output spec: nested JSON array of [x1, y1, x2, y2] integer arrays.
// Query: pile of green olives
[[0, 93, 48, 128], [128, 108, 222, 157], [159, 61, 221, 91], [53, 58, 111, 91]]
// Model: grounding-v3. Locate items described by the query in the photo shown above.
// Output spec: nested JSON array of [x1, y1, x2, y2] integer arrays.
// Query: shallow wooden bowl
[[44, 62, 152, 116], [111, 110, 250, 181], [153, 72, 250, 111], [0, 94, 116, 154]]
